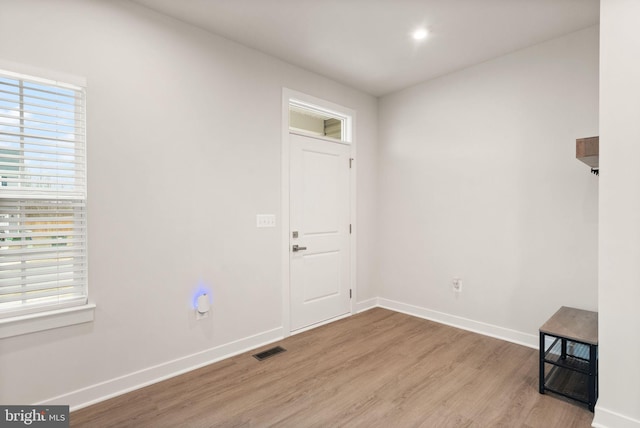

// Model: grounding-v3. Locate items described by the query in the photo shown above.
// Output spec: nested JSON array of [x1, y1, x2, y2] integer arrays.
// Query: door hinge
[[349, 158, 354, 168], [350, 289, 352, 299], [349, 224, 352, 234]]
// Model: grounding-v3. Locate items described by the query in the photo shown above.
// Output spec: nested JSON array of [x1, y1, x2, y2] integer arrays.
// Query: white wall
[[0, 0, 378, 406], [595, 1, 640, 427], [376, 27, 599, 342]]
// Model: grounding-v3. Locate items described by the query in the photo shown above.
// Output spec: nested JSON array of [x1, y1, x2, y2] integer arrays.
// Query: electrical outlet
[[452, 278, 462, 292]]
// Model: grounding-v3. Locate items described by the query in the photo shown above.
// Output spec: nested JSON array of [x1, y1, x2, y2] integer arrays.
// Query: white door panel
[[301, 251, 340, 302], [290, 133, 351, 331]]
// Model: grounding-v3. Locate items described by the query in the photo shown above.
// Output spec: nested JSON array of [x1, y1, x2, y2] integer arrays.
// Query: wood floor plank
[[71, 308, 594, 427]]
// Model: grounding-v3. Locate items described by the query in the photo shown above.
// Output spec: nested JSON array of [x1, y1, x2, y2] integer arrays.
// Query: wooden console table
[[539, 306, 598, 411]]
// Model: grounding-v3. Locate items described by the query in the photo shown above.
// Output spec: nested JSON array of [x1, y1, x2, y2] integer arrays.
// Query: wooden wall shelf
[[576, 136, 599, 169]]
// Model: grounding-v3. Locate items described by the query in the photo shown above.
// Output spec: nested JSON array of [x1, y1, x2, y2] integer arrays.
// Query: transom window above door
[[289, 103, 346, 141]]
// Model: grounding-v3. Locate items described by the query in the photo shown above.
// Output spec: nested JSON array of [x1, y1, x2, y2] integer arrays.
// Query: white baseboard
[[38, 326, 284, 411], [377, 298, 538, 349], [355, 297, 378, 313], [593, 406, 640, 428]]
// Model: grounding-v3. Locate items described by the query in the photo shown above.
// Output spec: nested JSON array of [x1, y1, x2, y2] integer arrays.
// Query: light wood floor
[[71, 308, 594, 427]]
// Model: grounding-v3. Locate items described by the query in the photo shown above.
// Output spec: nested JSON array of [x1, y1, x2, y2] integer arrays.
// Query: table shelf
[[543, 338, 591, 374], [544, 365, 590, 404]]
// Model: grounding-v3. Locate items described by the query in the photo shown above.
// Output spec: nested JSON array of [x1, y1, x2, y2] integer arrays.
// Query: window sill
[[0, 304, 96, 339]]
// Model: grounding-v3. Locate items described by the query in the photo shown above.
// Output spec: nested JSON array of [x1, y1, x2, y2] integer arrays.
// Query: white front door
[[289, 132, 351, 331]]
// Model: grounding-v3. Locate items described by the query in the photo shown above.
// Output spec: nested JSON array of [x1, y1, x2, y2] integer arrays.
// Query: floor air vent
[[253, 346, 286, 361]]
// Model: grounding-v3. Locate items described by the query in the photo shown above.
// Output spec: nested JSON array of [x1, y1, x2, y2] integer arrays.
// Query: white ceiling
[[131, 0, 599, 97]]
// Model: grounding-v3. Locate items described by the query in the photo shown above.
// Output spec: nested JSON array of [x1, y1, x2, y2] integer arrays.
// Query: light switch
[[256, 214, 276, 228]]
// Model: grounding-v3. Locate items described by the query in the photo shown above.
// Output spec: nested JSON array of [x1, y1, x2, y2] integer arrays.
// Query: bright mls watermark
[[0, 406, 69, 427]]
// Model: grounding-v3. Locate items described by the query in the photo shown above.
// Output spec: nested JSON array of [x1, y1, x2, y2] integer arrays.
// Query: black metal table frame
[[539, 331, 598, 411]]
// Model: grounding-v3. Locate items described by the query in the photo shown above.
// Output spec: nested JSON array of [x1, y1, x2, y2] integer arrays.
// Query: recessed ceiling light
[[412, 28, 428, 40]]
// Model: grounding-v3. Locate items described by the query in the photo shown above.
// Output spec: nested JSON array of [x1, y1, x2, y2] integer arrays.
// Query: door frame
[[281, 88, 357, 336]]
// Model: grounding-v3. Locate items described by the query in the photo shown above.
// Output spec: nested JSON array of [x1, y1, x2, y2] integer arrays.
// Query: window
[[289, 102, 348, 141], [0, 68, 87, 318]]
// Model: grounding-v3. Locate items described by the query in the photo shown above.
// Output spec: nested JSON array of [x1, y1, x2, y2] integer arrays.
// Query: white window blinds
[[0, 68, 87, 318]]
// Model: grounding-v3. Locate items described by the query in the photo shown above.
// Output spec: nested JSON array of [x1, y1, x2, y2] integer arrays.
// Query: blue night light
[[192, 283, 212, 310]]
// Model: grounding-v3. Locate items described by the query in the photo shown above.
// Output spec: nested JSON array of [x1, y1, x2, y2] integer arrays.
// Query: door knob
[[292, 244, 307, 252]]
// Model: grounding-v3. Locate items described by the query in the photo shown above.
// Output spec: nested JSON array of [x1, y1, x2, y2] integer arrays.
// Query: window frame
[[0, 62, 94, 338]]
